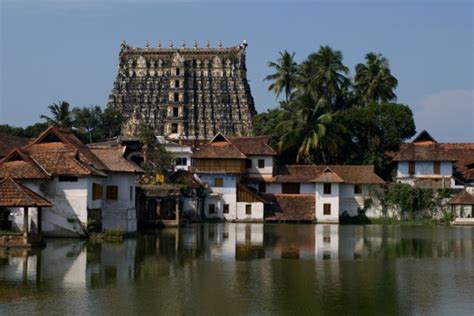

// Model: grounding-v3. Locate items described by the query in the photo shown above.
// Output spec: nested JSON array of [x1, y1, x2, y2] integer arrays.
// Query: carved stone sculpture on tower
[[107, 40, 257, 139]]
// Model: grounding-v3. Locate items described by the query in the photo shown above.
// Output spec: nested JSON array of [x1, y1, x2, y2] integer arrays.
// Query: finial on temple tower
[[157, 40, 161, 48], [193, 40, 198, 49], [181, 40, 186, 48], [205, 40, 210, 48], [145, 40, 150, 48], [169, 40, 174, 48], [218, 40, 223, 48]]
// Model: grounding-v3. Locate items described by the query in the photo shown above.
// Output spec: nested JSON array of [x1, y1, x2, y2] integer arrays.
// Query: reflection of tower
[[315, 224, 339, 260]]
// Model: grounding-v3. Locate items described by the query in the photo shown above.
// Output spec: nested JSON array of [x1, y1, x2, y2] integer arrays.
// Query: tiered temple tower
[[107, 40, 257, 139]]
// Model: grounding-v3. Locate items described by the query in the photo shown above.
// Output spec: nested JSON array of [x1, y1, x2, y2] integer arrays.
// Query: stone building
[[107, 40, 257, 140]]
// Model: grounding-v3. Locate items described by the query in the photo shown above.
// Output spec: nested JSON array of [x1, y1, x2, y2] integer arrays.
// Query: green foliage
[[138, 124, 174, 184], [40, 100, 73, 127], [264, 50, 298, 101], [354, 53, 398, 105]]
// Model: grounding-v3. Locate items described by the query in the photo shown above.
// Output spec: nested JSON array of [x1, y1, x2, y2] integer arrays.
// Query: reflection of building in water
[[315, 225, 339, 261], [0, 249, 41, 284]]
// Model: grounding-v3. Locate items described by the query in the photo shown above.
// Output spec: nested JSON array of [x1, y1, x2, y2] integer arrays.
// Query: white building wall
[[315, 183, 340, 223], [397, 161, 452, 178], [266, 183, 282, 194], [200, 174, 237, 220], [101, 173, 137, 233], [236, 202, 264, 220], [10, 178, 92, 237], [247, 156, 273, 176], [301, 183, 316, 194]]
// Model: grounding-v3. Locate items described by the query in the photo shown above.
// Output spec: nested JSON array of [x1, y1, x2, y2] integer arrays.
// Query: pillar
[[37, 207, 42, 234], [23, 207, 29, 236], [175, 198, 180, 223]]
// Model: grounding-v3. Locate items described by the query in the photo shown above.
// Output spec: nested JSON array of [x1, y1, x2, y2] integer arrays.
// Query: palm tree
[[277, 92, 346, 163], [40, 101, 73, 127], [264, 50, 298, 101], [354, 53, 398, 104], [297, 45, 350, 109]]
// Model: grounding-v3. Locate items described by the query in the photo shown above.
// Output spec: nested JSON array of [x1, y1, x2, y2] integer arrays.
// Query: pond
[[1, 224, 473, 315]]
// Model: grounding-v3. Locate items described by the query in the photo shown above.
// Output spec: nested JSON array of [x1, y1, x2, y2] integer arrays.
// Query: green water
[[1, 224, 473, 315]]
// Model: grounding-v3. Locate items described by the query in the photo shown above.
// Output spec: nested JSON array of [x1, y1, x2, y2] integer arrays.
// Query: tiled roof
[[0, 178, 52, 207], [90, 147, 143, 173], [0, 133, 30, 158], [448, 190, 474, 205], [264, 194, 315, 221], [394, 130, 474, 181], [169, 170, 204, 189], [248, 165, 384, 184], [229, 136, 277, 156], [312, 168, 344, 183], [192, 133, 246, 159], [0, 149, 49, 179]]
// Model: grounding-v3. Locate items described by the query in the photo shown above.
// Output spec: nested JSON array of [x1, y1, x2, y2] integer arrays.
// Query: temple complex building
[[107, 40, 256, 140]]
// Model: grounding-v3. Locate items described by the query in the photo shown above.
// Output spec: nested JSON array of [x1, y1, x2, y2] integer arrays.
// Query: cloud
[[414, 89, 474, 142]]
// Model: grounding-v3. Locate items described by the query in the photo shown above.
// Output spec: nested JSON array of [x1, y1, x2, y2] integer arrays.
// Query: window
[[408, 161, 415, 175], [323, 183, 332, 195], [223, 204, 229, 214], [246, 159, 252, 168], [172, 107, 179, 117], [171, 123, 178, 133], [174, 92, 179, 102], [214, 177, 224, 187], [175, 80, 180, 88], [92, 183, 102, 201], [59, 176, 78, 182], [282, 183, 300, 194], [106, 186, 118, 201], [175, 157, 187, 166], [258, 182, 266, 193], [176, 68, 180, 76], [258, 159, 265, 168], [434, 161, 441, 174], [129, 186, 133, 201], [208, 204, 215, 214], [246, 204, 252, 215], [354, 184, 362, 195], [323, 203, 331, 215], [323, 236, 331, 243]]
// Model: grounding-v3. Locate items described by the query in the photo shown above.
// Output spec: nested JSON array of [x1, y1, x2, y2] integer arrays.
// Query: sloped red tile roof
[[90, 147, 143, 173], [0, 149, 49, 179], [229, 136, 277, 156], [0, 178, 52, 207], [312, 168, 344, 183], [247, 165, 384, 184], [448, 190, 474, 205], [192, 133, 246, 159], [264, 194, 315, 221], [169, 170, 204, 189], [0, 133, 30, 158]]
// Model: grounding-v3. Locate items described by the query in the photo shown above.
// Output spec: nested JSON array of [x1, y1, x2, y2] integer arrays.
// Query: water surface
[[1, 224, 473, 315]]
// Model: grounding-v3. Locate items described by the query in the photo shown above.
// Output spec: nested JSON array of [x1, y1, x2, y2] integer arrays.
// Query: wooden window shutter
[[245, 204, 252, 215], [106, 186, 118, 201], [409, 161, 415, 175], [92, 183, 102, 201], [214, 177, 224, 187], [433, 161, 441, 174], [323, 203, 331, 215]]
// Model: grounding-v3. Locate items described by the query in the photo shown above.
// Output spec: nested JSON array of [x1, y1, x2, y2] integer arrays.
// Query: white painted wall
[[101, 172, 137, 233], [200, 174, 237, 220], [247, 156, 274, 176], [236, 202, 264, 220], [301, 183, 316, 194], [397, 161, 452, 178], [266, 183, 282, 194], [315, 183, 340, 223]]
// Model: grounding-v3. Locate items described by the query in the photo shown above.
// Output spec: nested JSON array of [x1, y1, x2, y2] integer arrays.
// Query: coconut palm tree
[[40, 101, 73, 127], [277, 92, 346, 163], [264, 50, 298, 101], [354, 53, 398, 104], [297, 45, 350, 109]]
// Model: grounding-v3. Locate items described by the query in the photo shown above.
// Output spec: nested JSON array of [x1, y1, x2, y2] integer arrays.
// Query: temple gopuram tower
[[107, 40, 257, 139]]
